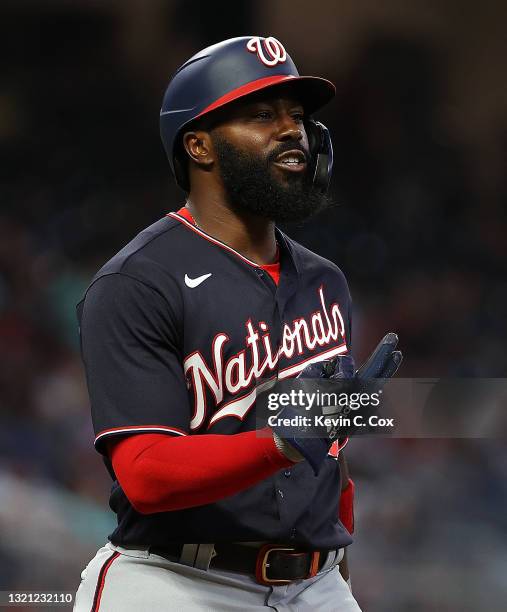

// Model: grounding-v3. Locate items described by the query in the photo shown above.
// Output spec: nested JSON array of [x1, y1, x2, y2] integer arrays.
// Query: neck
[[185, 190, 277, 265]]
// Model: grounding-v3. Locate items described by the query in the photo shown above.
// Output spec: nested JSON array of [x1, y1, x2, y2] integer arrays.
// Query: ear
[[182, 131, 214, 168]]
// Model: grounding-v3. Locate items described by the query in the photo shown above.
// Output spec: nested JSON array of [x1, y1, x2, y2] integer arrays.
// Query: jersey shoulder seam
[[84, 270, 179, 319], [80, 216, 183, 311], [118, 216, 182, 272]]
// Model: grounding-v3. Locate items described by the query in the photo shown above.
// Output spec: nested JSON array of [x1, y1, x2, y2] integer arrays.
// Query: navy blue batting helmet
[[160, 36, 335, 193]]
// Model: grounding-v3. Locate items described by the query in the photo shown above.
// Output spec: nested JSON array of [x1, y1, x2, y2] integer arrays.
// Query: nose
[[275, 113, 303, 142]]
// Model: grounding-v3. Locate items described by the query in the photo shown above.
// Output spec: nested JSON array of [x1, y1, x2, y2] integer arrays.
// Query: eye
[[291, 111, 305, 123], [253, 110, 273, 120]]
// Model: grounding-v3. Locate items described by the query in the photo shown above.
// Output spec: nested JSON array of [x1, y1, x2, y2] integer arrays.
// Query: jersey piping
[[168, 211, 271, 268], [95, 425, 187, 449]]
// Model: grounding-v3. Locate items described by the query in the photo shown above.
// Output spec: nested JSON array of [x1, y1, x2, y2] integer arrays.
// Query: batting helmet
[[160, 36, 335, 193]]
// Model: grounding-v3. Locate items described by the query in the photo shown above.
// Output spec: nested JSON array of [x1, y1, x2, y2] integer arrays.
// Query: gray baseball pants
[[73, 541, 362, 611]]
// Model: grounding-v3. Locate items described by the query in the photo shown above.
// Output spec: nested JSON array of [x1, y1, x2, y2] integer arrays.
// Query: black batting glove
[[271, 333, 403, 475]]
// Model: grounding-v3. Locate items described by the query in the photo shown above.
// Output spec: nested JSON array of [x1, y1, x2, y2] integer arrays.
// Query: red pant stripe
[[91, 551, 120, 611]]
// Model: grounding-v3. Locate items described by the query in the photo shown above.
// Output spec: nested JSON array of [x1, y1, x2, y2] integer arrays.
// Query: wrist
[[272, 431, 304, 463]]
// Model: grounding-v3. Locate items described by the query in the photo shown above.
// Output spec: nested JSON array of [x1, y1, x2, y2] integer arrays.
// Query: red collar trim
[[176, 206, 195, 224]]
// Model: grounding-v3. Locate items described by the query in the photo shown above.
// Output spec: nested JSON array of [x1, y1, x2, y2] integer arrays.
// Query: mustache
[[267, 141, 310, 165]]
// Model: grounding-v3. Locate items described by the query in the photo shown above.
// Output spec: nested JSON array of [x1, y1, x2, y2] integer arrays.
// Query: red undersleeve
[[339, 478, 355, 534], [108, 429, 293, 514]]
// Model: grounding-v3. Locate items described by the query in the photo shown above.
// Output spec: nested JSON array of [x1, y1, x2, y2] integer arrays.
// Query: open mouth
[[272, 149, 307, 173]]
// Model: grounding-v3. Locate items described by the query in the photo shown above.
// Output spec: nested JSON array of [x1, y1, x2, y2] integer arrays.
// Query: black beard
[[212, 135, 330, 223]]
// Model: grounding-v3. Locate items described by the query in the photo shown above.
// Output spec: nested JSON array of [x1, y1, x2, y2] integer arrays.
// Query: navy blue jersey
[[77, 211, 354, 550]]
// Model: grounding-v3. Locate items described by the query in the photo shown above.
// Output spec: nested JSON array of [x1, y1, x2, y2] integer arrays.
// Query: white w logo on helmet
[[246, 36, 287, 67]]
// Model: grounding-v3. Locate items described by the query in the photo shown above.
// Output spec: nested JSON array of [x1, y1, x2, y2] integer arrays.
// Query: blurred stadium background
[[1, 1, 506, 610]]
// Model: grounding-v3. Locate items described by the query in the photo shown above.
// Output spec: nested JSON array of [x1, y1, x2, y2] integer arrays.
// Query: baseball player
[[73, 36, 401, 611]]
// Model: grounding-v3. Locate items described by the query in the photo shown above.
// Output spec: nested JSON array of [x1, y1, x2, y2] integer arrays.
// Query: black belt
[[150, 542, 337, 585]]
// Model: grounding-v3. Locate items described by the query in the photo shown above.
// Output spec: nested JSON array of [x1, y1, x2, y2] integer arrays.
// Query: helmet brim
[[196, 74, 336, 119]]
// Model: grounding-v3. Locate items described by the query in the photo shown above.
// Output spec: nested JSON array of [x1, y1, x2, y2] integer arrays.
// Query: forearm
[[109, 429, 293, 514]]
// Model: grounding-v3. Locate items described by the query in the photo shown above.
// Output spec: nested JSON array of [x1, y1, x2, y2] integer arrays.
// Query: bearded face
[[212, 133, 330, 223]]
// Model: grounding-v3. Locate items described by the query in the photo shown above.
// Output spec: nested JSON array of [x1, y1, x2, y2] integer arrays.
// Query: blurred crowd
[[0, 2, 506, 610]]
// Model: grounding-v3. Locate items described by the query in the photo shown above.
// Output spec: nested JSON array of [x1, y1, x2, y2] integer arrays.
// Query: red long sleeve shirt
[[108, 429, 293, 514]]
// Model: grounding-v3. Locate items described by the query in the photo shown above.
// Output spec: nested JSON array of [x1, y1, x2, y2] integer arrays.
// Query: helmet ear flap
[[304, 119, 333, 194]]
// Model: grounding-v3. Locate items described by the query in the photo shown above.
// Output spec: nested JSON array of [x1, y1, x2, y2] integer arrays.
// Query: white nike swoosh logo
[[184, 273, 212, 288]]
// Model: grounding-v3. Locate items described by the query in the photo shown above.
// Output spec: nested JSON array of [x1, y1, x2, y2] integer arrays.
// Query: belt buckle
[[254, 544, 321, 586]]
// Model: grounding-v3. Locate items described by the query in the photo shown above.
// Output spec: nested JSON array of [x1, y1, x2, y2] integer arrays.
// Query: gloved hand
[[271, 333, 403, 475]]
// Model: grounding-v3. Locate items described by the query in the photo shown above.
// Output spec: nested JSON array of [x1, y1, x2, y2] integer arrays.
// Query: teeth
[[282, 157, 300, 164]]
